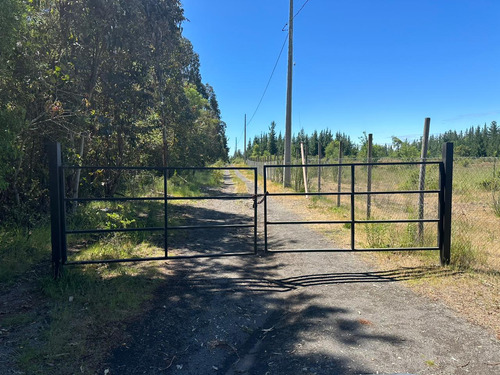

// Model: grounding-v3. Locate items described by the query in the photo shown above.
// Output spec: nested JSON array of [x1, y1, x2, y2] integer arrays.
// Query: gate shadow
[[103, 247, 442, 374]]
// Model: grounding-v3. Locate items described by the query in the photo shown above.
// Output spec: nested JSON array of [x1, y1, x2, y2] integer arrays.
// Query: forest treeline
[[0, 0, 228, 225], [241, 121, 500, 161]]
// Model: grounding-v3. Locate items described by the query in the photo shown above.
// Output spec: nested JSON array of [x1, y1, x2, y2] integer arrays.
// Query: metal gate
[[48, 143, 258, 277], [262, 143, 453, 265]]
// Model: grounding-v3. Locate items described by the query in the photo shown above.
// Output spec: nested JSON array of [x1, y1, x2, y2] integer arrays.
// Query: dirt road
[[103, 170, 499, 374]]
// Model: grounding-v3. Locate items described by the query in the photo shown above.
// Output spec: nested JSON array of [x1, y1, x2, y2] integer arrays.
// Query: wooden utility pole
[[283, 0, 293, 187], [418, 118, 431, 242]]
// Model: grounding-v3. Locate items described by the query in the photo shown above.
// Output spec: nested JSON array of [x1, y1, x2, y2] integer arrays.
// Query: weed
[[493, 191, 500, 217], [479, 176, 499, 191], [365, 222, 389, 248], [450, 219, 486, 270]]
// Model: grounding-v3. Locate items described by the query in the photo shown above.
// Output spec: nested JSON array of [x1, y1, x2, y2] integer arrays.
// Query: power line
[[247, 0, 311, 128], [246, 33, 288, 127], [282, 0, 311, 31]]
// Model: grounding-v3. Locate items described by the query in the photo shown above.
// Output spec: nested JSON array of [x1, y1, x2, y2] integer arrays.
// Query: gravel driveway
[[103, 170, 500, 375]]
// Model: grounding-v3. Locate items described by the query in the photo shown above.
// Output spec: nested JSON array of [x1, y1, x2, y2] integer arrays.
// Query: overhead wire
[[247, 0, 312, 128], [282, 0, 311, 31], [246, 33, 289, 127]]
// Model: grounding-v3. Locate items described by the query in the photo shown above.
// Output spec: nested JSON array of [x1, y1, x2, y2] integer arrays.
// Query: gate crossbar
[[262, 142, 453, 267], [48, 143, 258, 277]]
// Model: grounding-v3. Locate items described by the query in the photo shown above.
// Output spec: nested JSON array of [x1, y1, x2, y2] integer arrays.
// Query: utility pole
[[235, 137, 238, 158], [283, 0, 293, 187], [244, 114, 247, 161]]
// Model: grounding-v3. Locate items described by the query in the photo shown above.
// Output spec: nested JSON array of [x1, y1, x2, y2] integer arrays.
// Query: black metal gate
[[49, 142, 453, 277], [262, 143, 453, 265], [48, 143, 258, 277]]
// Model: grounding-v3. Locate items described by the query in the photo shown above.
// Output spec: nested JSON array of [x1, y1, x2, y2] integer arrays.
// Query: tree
[[0, 0, 229, 225], [391, 137, 419, 160], [268, 121, 277, 155]]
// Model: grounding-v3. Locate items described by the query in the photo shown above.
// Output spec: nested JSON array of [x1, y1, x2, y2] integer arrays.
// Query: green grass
[[0, 226, 51, 283], [0, 167, 226, 374], [18, 265, 164, 374]]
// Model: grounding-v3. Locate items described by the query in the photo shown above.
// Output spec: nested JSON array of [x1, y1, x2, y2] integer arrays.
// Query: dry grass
[[238, 160, 500, 339]]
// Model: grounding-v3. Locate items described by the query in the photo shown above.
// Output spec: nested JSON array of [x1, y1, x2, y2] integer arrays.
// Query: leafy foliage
[[0, 0, 228, 226]]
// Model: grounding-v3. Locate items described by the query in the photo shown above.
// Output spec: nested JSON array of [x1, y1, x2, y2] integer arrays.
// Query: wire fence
[[247, 156, 500, 269]]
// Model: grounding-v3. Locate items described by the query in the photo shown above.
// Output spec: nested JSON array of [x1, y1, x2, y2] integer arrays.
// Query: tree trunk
[[72, 134, 85, 213]]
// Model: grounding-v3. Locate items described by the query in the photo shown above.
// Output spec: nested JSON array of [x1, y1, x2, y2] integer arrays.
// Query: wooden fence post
[[367, 133, 373, 219], [318, 142, 321, 192], [337, 142, 343, 207], [418, 118, 431, 242], [300, 142, 309, 198]]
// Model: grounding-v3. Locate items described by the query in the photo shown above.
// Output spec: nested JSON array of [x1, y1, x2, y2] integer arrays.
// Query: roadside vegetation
[[0, 2, 229, 372], [0, 168, 224, 374], [236, 157, 499, 338]]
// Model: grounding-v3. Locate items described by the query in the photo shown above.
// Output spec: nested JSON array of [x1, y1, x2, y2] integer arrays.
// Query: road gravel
[[103, 170, 500, 375]]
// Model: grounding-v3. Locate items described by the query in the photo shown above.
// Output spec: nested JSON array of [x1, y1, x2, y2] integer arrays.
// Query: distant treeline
[[239, 121, 499, 160]]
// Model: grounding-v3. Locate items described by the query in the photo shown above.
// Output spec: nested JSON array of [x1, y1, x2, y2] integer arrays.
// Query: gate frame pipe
[[440, 142, 453, 265]]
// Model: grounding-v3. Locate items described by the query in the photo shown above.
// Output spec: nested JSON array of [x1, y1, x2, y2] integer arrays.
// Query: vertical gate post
[[440, 142, 453, 265], [48, 142, 63, 278], [164, 168, 168, 257]]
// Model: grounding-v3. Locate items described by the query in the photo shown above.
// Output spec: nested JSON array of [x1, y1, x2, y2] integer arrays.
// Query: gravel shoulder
[[103, 170, 500, 375]]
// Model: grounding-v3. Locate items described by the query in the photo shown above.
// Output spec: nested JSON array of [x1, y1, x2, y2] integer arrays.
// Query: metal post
[[60, 164, 68, 264], [351, 164, 356, 250], [164, 168, 168, 257], [367, 133, 373, 219], [418, 118, 431, 242], [441, 142, 453, 265], [264, 166, 268, 252], [253, 168, 258, 254], [48, 142, 63, 278]]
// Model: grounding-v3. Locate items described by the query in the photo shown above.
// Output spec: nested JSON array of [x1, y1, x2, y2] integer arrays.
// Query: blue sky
[[181, 0, 500, 154]]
